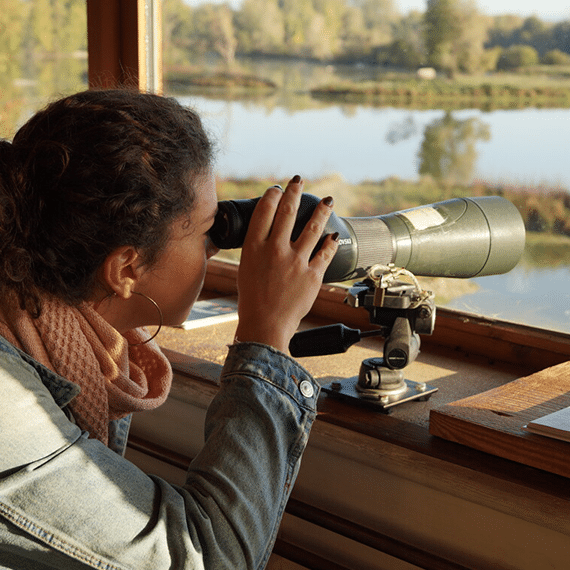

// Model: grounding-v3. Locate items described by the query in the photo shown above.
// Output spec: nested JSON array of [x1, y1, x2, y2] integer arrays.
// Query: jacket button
[[299, 380, 314, 398]]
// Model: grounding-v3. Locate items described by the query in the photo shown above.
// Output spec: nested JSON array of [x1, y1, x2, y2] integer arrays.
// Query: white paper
[[524, 406, 570, 443], [179, 297, 238, 330]]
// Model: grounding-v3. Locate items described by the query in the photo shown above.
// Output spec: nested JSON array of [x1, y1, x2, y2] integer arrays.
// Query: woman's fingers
[[268, 175, 304, 244], [246, 175, 334, 256], [308, 229, 340, 281], [236, 176, 340, 352], [293, 195, 334, 254], [243, 175, 306, 246], [243, 184, 284, 245]]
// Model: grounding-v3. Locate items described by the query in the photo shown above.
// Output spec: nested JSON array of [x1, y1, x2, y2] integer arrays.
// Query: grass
[[309, 76, 570, 109], [165, 68, 277, 95]]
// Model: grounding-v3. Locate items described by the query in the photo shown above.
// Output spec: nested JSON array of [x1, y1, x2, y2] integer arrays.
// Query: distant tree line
[[1, 0, 569, 80], [164, 0, 570, 75]]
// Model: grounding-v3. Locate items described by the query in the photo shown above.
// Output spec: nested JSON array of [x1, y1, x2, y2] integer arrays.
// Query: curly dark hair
[[0, 89, 214, 317]]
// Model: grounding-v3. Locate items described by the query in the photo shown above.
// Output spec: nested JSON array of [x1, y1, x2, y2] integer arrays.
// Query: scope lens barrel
[[209, 194, 526, 282]]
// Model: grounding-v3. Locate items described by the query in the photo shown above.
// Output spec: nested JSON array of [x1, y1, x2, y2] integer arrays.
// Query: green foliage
[[424, 0, 460, 70], [486, 16, 570, 59], [186, 3, 238, 68], [542, 49, 570, 66], [25, 0, 86, 56], [374, 39, 424, 69], [424, 0, 488, 76], [235, 0, 286, 55], [480, 46, 502, 72], [497, 45, 540, 70]]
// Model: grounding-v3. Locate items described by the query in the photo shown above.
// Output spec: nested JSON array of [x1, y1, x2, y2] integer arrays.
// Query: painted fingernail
[[331, 232, 340, 242], [323, 196, 334, 207], [272, 184, 283, 190], [291, 174, 301, 183]]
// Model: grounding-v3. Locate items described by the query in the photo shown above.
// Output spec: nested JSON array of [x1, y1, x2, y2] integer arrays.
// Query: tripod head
[[289, 265, 439, 411]]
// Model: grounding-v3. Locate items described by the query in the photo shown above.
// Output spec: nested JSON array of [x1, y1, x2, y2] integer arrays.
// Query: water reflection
[[0, 58, 87, 139], [0, 0, 87, 141], [417, 112, 490, 184], [447, 264, 570, 334]]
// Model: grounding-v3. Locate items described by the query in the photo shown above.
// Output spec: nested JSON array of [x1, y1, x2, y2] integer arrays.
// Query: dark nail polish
[[323, 196, 334, 207], [331, 232, 340, 242], [291, 174, 301, 183]]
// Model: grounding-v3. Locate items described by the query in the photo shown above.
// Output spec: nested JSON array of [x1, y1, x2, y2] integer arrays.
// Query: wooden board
[[429, 360, 570, 479]]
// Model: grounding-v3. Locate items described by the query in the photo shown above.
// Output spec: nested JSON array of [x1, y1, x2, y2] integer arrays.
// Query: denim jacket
[[0, 334, 320, 570]]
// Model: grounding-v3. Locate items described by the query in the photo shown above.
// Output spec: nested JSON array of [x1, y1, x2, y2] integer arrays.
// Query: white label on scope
[[400, 207, 445, 231]]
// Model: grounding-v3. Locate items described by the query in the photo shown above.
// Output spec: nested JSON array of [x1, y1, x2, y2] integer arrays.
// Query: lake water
[[174, 92, 570, 334], [176, 98, 570, 189]]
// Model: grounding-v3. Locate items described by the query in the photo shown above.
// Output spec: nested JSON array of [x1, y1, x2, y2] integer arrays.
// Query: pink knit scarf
[[0, 292, 172, 445]]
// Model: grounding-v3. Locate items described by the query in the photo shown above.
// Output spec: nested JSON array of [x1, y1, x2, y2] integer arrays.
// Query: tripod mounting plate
[[322, 376, 438, 412]]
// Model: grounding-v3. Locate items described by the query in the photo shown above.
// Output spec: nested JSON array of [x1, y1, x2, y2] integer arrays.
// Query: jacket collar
[[0, 335, 80, 408]]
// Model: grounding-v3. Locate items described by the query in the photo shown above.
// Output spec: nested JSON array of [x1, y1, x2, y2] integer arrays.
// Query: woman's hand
[[235, 175, 338, 353]]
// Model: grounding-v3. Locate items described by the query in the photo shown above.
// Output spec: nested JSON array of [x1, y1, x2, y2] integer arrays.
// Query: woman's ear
[[100, 246, 144, 299]]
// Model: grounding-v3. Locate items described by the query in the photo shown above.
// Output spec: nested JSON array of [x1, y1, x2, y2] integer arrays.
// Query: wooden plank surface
[[429, 360, 570, 479]]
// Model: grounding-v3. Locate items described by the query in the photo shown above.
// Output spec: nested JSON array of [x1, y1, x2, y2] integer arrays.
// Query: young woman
[[0, 89, 338, 569]]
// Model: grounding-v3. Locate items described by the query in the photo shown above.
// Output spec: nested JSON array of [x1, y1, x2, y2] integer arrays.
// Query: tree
[[352, 0, 399, 45], [188, 3, 238, 68], [339, 5, 369, 58], [163, 0, 195, 67], [279, 0, 319, 56], [386, 39, 423, 68], [391, 10, 425, 64], [60, 0, 88, 54], [28, 0, 56, 55], [311, 0, 345, 58], [497, 44, 539, 70], [0, 0, 29, 138], [235, 0, 285, 55], [22, 0, 86, 62], [542, 49, 570, 65], [424, 0, 487, 75], [454, 4, 489, 74], [551, 21, 570, 57], [424, 0, 461, 72], [486, 14, 525, 49]]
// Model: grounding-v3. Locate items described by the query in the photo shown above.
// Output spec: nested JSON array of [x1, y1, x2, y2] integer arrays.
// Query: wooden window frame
[[87, 0, 162, 93]]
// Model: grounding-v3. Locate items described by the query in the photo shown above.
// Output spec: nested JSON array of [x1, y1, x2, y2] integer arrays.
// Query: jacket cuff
[[222, 342, 320, 411]]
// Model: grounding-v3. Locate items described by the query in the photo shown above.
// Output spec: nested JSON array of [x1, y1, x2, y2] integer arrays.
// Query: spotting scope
[[209, 194, 526, 283]]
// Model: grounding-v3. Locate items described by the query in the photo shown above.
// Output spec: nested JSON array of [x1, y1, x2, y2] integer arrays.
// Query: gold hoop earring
[[129, 291, 163, 346]]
